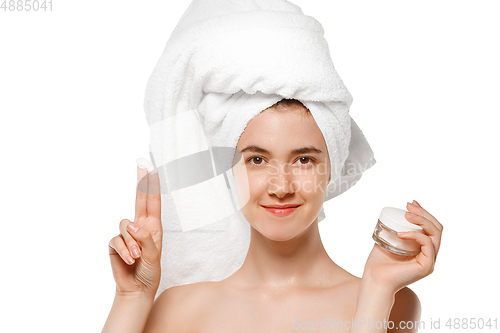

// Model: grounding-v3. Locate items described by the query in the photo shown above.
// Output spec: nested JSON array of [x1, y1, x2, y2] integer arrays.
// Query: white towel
[[142, 0, 376, 299]]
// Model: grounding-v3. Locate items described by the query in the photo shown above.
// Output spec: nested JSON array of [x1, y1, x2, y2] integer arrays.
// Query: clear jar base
[[372, 233, 419, 256]]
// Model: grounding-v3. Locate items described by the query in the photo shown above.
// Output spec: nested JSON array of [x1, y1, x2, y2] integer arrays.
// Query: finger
[[398, 231, 435, 275], [409, 200, 443, 258], [407, 201, 443, 232], [125, 221, 160, 264], [405, 212, 441, 256], [108, 235, 136, 265], [146, 170, 161, 220], [135, 165, 149, 222], [119, 219, 142, 259], [404, 212, 440, 237]]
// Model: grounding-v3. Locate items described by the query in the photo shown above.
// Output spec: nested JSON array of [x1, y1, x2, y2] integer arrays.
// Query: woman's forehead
[[237, 107, 327, 152]]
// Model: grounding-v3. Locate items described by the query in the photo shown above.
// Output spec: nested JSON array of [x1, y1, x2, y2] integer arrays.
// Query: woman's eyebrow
[[240, 145, 323, 154]]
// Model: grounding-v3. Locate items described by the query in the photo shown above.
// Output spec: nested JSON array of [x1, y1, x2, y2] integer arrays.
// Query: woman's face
[[232, 103, 331, 241]]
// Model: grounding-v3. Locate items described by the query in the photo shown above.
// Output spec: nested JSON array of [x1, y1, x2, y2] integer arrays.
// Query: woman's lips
[[261, 205, 301, 217]]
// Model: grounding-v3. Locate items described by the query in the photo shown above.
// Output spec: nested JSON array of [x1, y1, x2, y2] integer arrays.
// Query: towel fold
[[143, 0, 376, 299]]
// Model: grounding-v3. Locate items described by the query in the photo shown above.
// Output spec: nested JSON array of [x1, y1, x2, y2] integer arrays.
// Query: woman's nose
[[267, 163, 295, 198]]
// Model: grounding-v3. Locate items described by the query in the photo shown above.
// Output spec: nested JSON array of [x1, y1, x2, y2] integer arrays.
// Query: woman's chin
[[244, 207, 318, 241], [260, 231, 297, 242], [252, 223, 305, 242]]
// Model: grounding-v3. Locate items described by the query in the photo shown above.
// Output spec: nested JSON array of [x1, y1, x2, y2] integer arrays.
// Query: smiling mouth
[[261, 205, 301, 217]]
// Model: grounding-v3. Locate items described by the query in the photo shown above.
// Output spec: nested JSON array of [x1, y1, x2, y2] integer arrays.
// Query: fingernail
[[128, 223, 139, 233], [406, 211, 417, 216], [407, 201, 416, 207], [131, 246, 140, 258], [126, 254, 135, 264], [413, 200, 421, 207], [136, 158, 153, 172]]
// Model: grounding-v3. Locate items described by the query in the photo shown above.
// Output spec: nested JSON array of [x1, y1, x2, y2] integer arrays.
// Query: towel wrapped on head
[[143, 0, 376, 299]]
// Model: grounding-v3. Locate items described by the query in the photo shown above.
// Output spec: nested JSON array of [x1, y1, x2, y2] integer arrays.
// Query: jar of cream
[[372, 207, 424, 256]]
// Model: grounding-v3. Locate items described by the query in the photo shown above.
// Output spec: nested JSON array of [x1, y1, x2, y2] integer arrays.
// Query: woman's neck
[[228, 220, 349, 292]]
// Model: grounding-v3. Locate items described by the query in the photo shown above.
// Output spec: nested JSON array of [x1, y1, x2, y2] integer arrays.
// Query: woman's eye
[[248, 156, 265, 165], [297, 157, 313, 165], [247, 156, 314, 166]]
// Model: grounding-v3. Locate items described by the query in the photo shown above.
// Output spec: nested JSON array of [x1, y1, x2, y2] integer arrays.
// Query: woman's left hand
[[362, 200, 443, 294]]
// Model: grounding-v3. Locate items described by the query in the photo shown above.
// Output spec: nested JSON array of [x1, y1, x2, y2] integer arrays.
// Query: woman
[[102, 98, 443, 332]]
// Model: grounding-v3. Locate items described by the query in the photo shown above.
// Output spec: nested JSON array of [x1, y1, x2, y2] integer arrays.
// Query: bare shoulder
[[143, 281, 218, 333], [388, 287, 422, 333]]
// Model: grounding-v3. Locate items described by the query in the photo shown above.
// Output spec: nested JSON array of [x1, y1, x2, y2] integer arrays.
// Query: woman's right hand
[[108, 161, 162, 297]]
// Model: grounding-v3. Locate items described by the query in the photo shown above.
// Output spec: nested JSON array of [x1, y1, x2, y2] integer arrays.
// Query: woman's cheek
[[248, 173, 270, 196], [233, 169, 266, 209], [295, 169, 328, 196]]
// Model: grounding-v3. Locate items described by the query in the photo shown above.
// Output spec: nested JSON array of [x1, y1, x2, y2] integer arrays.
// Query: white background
[[1, 1, 499, 332]]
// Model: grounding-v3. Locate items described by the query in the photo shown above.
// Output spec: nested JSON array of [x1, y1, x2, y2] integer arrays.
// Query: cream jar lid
[[379, 207, 424, 233]]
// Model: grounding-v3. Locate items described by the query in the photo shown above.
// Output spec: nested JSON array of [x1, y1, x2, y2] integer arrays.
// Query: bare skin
[[104, 101, 442, 333], [146, 265, 420, 332]]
